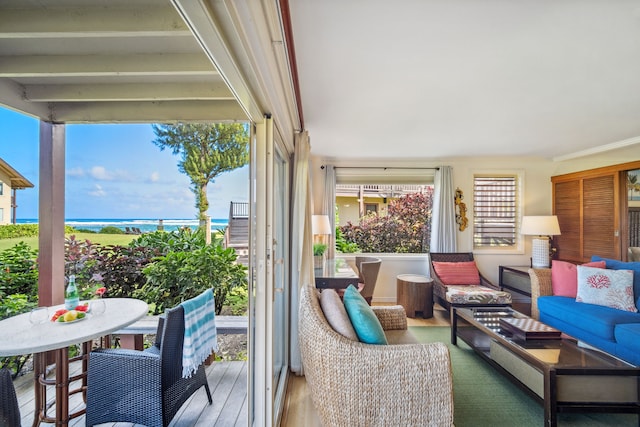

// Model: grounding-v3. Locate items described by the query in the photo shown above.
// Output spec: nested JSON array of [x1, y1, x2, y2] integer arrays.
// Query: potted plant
[[313, 243, 327, 269]]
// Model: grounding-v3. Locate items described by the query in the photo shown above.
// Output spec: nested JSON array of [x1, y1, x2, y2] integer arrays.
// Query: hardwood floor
[[280, 304, 451, 427], [14, 360, 247, 427], [13, 305, 448, 427]]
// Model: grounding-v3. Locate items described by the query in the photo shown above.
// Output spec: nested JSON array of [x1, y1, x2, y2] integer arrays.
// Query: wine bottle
[[65, 275, 80, 310]]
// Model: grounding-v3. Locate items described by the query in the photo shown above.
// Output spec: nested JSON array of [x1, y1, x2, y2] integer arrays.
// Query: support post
[[38, 121, 66, 307]]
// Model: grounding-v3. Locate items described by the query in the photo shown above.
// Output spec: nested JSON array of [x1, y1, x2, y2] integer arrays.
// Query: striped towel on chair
[[180, 289, 218, 378]]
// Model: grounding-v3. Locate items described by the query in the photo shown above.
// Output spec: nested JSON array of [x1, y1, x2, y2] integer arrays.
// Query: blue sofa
[[532, 256, 640, 366]]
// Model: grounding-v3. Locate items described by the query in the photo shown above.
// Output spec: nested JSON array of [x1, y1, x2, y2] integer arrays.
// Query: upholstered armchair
[[429, 252, 511, 310]]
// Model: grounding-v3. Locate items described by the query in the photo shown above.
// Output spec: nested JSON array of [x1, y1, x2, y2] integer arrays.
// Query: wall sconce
[[521, 216, 561, 268]]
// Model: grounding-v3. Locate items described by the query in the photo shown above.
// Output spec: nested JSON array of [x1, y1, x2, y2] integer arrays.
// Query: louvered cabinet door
[[552, 170, 622, 263]]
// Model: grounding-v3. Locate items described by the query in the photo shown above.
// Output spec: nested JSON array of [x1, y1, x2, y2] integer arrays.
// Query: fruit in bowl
[[75, 302, 90, 312], [51, 308, 86, 322]]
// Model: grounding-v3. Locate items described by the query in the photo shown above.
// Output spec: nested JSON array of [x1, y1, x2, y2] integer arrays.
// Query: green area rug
[[409, 326, 637, 427]]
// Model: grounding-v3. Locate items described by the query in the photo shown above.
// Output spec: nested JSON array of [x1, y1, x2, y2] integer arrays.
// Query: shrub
[[140, 243, 247, 315], [93, 244, 159, 298], [98, 226, 123, 234], [0, 294, 36, 377], [0, 224, 76, 239], [64, 235, 104, 298], [339, 191, 433, 253], [132, 228, 211, 254], [0, 242, 38, 298]]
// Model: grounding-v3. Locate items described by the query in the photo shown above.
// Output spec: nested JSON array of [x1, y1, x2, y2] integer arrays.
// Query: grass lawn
[[0, 233, 139, 251]]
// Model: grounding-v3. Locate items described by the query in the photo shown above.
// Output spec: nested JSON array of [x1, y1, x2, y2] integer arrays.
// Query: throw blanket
[[181, 289, 218, 378]]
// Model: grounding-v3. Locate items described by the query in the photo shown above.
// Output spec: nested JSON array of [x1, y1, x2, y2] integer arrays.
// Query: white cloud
[[89, 166, 134, 181], [88, 184, 106, 197], [90, 166, 112, 180], [149, 172, 160, 182], [67, 167, 85, 177]]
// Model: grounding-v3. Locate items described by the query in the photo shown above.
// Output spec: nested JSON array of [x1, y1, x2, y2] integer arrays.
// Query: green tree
[[152, 123, 250, 222]]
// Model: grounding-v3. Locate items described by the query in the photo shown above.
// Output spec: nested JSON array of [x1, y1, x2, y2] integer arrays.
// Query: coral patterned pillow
[[576, 266, 637, 312], [432, 261, 480, 285]]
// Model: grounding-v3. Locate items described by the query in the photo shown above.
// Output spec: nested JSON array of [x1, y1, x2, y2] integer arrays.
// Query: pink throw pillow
[[551, 260, 606, 298], [576, 265, 637, 312], [432, 261, 480, 285]]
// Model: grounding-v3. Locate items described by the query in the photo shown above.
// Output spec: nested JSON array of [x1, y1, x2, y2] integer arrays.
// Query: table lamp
[[521, 216, 561, 268], [312, 214, 332, 239]]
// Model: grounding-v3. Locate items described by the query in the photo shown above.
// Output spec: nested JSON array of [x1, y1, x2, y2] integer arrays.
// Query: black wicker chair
[[85, 304, 213, 427], [0, 368, 20, 427]]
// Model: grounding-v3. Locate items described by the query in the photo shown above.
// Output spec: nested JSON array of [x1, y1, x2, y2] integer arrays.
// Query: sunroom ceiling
[[288, 0, 640, 161], [0, 0, 247, 124], [3, 1, 640, 162]]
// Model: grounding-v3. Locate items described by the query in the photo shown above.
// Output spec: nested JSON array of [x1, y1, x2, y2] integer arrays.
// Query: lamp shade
[[521, 216, 561, 236], [312, 215, 332, 235]]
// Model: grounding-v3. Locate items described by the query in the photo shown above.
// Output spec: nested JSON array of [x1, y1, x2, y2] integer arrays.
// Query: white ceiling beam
[[0, 7, 190, 38], [0, 54, 217, 77], [172, 0, 263, 123], [0, 78, 51, 120], [24, 82, 234, 102], [49, 100, 248, 123]]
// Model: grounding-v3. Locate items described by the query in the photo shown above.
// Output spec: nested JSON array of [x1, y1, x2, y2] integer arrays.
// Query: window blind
[[473, 175, 517, 248]]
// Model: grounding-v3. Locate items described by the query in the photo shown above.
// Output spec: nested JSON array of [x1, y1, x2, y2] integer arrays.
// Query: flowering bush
[[339, 190, 433, 253]]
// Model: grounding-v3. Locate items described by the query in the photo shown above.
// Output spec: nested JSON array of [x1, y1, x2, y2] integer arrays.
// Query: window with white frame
[[334, 167, 435, 253], [473, 173, 521, 249]]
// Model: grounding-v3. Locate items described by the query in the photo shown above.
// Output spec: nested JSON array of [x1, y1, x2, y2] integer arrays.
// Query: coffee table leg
[[544, 368, 557, 427], [450, 306, 458, 345]]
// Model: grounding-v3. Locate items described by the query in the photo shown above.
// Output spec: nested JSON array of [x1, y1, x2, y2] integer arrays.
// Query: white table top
[[0, 298, 148, 356]]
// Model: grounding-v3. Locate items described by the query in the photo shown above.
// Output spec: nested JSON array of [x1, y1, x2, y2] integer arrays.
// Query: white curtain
[[289, 131, 314, 375], [322, 165, 336, 260], [430, 166, 457, 252]]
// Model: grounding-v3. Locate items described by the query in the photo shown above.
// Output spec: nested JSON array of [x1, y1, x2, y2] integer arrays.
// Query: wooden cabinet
[[552, 160, 640, 263]]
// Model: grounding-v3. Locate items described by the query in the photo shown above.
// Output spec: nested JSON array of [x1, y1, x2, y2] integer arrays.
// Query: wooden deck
[[13, 359, 247, 427]]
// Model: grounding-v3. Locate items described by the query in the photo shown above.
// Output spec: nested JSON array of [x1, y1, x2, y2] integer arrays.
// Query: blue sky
[[0, 107, 249, 220]]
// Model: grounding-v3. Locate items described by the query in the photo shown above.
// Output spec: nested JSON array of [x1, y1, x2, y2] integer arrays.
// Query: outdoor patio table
[[0, 298, 148, 427]]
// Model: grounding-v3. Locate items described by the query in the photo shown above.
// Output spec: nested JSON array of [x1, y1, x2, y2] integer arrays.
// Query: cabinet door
[[583, 175, 618, 259], [554, 180, 581, 261], [553, 171, 621, 262]]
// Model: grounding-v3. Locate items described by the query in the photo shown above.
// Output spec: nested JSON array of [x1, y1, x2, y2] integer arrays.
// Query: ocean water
[[16, 218, 229, 233]]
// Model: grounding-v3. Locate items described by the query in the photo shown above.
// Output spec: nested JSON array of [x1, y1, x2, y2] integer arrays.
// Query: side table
[[396, 274, 434, 318]]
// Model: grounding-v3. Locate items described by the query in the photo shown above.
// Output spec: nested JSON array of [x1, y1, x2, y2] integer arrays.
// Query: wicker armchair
[[0, 368, 20, 427], [85, 304, 213, 427], [528, 268, 552, 320], [355, 256, 382, 305], [429, 252, 508, 310], [298, 283, 454, 426]]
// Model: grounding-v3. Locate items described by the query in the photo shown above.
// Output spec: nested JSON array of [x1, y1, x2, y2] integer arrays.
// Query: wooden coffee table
[[451, 306, 640, 427]]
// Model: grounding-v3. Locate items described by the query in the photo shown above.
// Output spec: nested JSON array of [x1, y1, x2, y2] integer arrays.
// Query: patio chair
[[85, 299, 214, 427], [355, 256, 382, 305], [0, 368, 20, 427]]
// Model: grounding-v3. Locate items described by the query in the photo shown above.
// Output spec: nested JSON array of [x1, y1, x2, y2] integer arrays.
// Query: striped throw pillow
[[432, 261, 480, 285]]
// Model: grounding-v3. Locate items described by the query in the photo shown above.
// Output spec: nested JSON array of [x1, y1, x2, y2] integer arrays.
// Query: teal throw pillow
[[342, 284, 388, 345]]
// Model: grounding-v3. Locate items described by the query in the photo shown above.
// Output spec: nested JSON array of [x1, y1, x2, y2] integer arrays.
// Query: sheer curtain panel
[[290, 131, 314, 375], [430, 166, 457, 252]]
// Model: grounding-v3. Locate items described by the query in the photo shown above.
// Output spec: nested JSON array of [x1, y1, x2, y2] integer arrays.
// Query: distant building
[[336, 184, 431, 225], [0, 158, 34, 225]]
